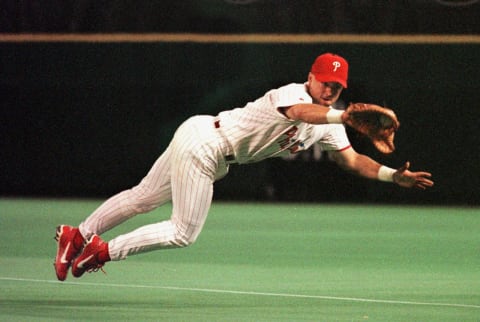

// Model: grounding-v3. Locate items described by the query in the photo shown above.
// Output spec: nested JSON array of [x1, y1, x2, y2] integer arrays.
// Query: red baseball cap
[[310, 53, 348, 88]]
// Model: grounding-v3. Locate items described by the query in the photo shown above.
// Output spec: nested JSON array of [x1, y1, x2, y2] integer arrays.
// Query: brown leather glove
[[342, 103, 400, 154]]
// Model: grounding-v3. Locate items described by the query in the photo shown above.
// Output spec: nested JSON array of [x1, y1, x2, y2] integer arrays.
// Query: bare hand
[[393, 161, 434, 190]]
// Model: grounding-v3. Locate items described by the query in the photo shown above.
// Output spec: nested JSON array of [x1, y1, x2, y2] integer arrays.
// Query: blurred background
[[2, 0, 479, 34], [1, 0, 479, 205]]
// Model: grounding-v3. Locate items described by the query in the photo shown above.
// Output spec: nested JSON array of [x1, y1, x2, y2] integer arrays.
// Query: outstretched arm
[[330, 148, 434, 189], [281, 103, 333, 123], [284, 103, 399, 154]]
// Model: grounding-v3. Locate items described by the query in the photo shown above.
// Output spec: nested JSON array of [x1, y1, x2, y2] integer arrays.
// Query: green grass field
[[1, 198, 479, 321]]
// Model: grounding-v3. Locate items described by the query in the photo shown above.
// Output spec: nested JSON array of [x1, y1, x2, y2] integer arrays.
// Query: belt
[[214, 119, 236, 164]]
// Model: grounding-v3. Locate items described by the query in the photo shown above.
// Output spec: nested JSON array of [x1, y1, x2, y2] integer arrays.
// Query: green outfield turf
[[0, 198, 479, 321]]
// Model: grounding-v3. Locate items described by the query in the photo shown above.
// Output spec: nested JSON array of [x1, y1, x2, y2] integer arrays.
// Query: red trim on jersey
[[337, 145, 351, 152]]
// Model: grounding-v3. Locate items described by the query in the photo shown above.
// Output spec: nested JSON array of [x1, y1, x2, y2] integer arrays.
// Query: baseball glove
[[342, 103, 400, 154]]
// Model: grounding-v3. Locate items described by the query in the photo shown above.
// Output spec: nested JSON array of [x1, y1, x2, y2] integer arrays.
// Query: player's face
[[307, 74, 343, 106]]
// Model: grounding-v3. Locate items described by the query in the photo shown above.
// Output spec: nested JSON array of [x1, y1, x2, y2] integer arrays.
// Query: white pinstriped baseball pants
[[78, 115, 231, 260]]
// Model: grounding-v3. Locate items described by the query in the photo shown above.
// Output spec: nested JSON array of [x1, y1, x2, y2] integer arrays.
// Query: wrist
[[377, 165, 396, 182], [326, 109, 344, 124]]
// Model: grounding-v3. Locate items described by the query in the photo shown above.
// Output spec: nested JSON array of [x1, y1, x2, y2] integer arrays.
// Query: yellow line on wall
[[1, 33, 480, 44]]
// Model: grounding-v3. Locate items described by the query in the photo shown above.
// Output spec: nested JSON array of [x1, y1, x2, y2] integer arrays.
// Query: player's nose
[[322, 86, 332, 96]]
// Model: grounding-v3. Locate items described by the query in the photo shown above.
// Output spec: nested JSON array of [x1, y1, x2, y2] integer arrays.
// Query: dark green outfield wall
[[1, 41, 479, 205]]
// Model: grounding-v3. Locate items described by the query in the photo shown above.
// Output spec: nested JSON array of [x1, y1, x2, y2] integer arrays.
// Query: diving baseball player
[[54, 53, 433, 280]]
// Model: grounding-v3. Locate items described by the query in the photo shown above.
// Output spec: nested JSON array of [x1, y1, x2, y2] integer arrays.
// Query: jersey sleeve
[[316, 124, 351, 151], [269, 83, 312, 112]]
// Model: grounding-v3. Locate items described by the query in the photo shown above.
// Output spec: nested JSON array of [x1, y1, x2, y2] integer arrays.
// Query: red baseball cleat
[[71, 235, 110, 278], [54, 225, 84, 281]]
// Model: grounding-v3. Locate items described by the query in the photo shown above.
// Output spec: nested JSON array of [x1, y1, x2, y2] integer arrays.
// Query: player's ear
[[307, 73, 316, 87], [308, 73, 315, 82]]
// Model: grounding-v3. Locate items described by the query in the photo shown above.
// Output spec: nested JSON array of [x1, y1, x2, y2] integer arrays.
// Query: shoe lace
[[85, 262, 107, 275], [54, 227, 61, 242]]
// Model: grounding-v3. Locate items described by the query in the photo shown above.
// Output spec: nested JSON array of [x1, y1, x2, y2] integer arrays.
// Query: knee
[[173, 232, 197, 248], [172, 225, 200, 248]]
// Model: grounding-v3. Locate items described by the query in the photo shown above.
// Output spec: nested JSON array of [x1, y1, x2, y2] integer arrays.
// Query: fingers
[[416, 171, 433, 178], [414, 174, 434, 190]]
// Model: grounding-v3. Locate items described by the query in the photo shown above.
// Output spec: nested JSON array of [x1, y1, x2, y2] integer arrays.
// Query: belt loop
[[225, 155, 235, 164], [213, 117, 235, 163]]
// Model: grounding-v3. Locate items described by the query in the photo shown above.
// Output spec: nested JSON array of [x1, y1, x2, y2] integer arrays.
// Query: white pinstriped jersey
[[216, 83, 351, 164]]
